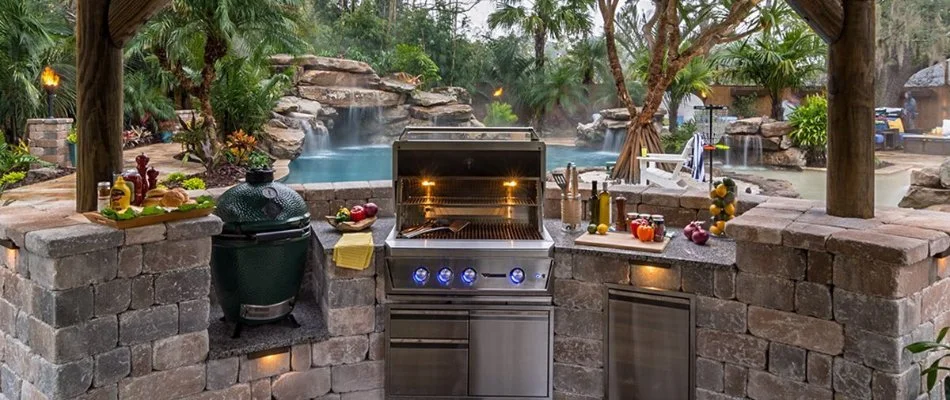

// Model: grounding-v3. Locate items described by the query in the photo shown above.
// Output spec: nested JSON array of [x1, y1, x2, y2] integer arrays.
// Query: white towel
[[690, 132, 706, 181]]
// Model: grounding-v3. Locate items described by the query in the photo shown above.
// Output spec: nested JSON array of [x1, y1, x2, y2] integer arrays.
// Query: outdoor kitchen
[[0, 127, 948, 400]]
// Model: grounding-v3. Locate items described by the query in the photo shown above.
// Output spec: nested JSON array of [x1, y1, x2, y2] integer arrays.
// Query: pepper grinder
[[614, 196, 627, 231]]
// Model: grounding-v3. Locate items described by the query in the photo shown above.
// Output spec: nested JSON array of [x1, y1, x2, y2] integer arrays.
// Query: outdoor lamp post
[[41, 66, 60, 119]]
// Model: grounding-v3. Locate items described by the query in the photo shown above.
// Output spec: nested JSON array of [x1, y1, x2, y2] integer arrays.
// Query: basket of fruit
[[326, 202, 379, 232]]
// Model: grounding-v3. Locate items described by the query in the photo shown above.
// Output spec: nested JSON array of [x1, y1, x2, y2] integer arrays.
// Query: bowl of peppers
[[325, 203, 379, 232]]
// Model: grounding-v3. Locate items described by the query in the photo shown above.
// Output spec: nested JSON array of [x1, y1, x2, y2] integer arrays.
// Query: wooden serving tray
[[574, 231, 671, 253], [325, 216, 377, 232], [84, 208, 215, 229]]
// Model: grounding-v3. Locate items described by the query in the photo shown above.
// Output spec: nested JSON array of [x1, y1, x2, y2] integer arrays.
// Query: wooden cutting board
[[574, 231, 670, 253]]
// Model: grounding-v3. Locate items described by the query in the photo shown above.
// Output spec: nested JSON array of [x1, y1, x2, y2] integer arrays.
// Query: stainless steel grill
[[385, 127, 555, 400]]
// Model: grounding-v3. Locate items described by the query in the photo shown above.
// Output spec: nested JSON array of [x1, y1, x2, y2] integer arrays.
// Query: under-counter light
[[247, 346, 289, 361]]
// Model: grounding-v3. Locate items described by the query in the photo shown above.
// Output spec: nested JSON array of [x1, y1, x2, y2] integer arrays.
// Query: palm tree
[[0, 0, 75, 141], [130, 0, 309, 140], [721, 23, 826, 120], [566, 36, 608, 85], [665, 57, 714, 134], [517, 61, 588, 131], [488, 0, 594, 69]]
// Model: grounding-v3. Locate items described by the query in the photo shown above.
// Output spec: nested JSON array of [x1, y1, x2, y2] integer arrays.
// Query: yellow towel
[[333, 232, 374, 270]]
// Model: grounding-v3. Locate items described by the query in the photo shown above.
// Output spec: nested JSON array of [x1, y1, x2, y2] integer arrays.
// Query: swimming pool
[[283, 145, 621, 183]]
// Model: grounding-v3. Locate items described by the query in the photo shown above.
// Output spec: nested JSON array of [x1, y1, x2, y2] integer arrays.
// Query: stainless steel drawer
[[388, 309, 469, 339], [389, 339, 469, 396]]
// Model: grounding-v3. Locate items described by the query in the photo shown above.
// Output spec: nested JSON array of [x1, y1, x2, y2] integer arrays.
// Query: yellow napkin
[[333, 232, 374, 270]]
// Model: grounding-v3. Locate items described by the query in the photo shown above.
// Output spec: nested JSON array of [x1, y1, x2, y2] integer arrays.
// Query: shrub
[[387, 44, 440, 85], [662, 120, 698, 153], [225, 130, 257, 166], [163, 172, 186, 184], [181, 177, 206, 190], [484, 102, 518, 127], [248, 151, 272, 170], [732, 95, 759, 118], [0, 141, 44, 173], [211, 57, 290, 137], [0, 172, 25, 186], [789, 94, 828, 166], [67, 127, 77, 144]]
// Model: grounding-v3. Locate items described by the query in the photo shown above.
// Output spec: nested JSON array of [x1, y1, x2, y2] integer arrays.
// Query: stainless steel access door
[[606, 285, 695, 400], [388, 309, 470, 396], [469, 309, 551, 397]]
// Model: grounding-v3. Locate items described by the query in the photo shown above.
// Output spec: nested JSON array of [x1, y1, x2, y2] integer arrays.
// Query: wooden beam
[[826, 0, 875, 218], [76, 0, 125, 212], [108, 0, 171, 46], [785, 0, 844, 43]]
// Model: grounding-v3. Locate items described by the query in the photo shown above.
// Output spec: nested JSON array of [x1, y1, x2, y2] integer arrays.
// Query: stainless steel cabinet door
[[388, 340, 469, 396], [469, 309, 551, 397]]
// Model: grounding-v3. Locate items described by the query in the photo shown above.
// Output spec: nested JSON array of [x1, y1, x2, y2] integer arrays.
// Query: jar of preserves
[[652, 215, 665, 242]]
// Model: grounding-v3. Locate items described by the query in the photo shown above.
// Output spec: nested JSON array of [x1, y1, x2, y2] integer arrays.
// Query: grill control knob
[[461, 268, 477, 284], [437, 268, 454, 285], [412, 267, 429, 284], [509, 268, 526, 285]]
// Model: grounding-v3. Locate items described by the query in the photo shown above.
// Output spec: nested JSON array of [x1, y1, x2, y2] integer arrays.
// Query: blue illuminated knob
[[509, 268, 526, 285], [412, 267, 429, 284], [461, 268, 477, 285], [437, 268, 454, 285]]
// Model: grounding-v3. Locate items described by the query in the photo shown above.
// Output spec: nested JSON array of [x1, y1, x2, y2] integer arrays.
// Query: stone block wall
[[26, 119, 73, 167], [283, 181, 395, 221]]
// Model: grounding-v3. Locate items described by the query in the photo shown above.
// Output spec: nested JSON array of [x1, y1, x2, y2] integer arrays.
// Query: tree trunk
[[533, 27, 546, 70], [668, 96, 681, 134], [770, 94, 783, 120], [76, 0, 125, 212], [875, 55, 920, 107], [827, 0, 875, 218]]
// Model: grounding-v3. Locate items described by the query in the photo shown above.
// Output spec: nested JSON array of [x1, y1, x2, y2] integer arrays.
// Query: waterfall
[[723, 135, 763, 168], [300, 120, 331, 157], [602, 128, 626, 153]]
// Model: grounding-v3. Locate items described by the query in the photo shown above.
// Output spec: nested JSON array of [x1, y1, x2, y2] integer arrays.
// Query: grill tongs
[[400, 219, 471, 238]]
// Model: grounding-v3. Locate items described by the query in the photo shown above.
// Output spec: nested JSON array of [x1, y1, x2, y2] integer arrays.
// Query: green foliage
[[517, 62, 588, 125], [788, 95, 828, 165], [0, 172, 24, 186], [248, 151, 272, 170], [731, 95, 759, 118], [173, 113, 222, 173], [387, 44, 440, 85], [123, 70, 175, 127], [211, 57, 291, 137], [662, 120, 697, 154], [0, 141, 45, 174], [181, 177, 206, 190], [164, 172, 186, 184], [906, 326, 950, 393], [484, 102, 519, 127], [488, 0, 594, 68], [66, 126, 77, 144]]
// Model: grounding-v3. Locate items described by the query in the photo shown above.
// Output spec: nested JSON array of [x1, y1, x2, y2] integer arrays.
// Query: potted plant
[[66, 127, 77, 167], [159, 120, 177, 143]]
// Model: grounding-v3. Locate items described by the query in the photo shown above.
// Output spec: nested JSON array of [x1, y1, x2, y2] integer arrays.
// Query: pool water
[[284, 145, 621, 183]]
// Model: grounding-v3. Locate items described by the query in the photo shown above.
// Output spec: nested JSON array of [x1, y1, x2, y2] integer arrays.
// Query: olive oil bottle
[[598, 182, 611, 226], [589, 181, 599, 223]]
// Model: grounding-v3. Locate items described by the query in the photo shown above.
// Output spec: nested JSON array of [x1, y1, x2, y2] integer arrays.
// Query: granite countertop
[[544, 219, 736, 268], [311, 217, 395, 254]]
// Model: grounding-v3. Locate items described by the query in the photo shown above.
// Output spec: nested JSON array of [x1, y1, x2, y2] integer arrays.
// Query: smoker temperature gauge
[[437, 268, 454, 285], [509, 268, 525, 285], [461, 268, 477, 285], [412, 268, 429, 284]]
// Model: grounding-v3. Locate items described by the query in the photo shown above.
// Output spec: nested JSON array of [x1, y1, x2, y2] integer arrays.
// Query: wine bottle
[[598, 182, 611, 226], [589, 181, 599, 223]]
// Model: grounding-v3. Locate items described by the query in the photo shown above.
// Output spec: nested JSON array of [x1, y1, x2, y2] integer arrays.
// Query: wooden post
[[76, 0, 124, 212], [76, 0, 170, 212], [826, 0, 875, 218]]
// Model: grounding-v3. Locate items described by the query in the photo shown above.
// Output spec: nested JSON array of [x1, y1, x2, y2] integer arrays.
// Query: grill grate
[[401, 196, 537, 206], [400, 222, 544, 240]]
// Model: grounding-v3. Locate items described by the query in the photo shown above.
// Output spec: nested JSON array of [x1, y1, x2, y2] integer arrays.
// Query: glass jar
[[97, 182, 111, 211], [652, 215, 665, 242]]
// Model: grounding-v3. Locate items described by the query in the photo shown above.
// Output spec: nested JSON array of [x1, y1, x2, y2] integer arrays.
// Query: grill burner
[[398, 222, 543, 240]]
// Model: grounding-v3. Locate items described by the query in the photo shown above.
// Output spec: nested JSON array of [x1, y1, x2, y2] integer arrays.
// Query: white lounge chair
[[638, 135, 703, 189]]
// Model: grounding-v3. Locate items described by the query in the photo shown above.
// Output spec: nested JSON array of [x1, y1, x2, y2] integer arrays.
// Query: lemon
[[709, 189, 717, 199], [596, 224, 609, 235], [710, 225, 722, 236], [725, 203, 736, 216], [715, 184, 728, 198], [715, 220, 726, 231], [709, 204, 721, 215]]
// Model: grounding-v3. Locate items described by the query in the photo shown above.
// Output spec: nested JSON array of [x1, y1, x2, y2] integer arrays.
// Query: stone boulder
[[409, 91, 456, 107], [603, 119, 630, 130], [912, 167, 942, 188], [760, 121, 793, 138], [760, 147, 805, 169], [378, 77, 417, 94], [262, 122, 305, 160], [761, 135, 793, 151], [293, 55, 375, 74], [299, 70, 380, 88], [409, 104, 474, 122], [298, 86, 402, 108], [600, 108, 631, 121], [899, 186, 950, 209], [275, 96, 323, 117], [575, 121, 603, 149], [380, 105, 411, 124], [727, 117, 769, 135], [431, 87, 471, 105], [939, 158, 950, 188]]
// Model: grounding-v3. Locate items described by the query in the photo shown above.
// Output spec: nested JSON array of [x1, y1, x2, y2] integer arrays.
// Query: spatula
[[402, 220, 470, 238], [552, 173, 568, 191]]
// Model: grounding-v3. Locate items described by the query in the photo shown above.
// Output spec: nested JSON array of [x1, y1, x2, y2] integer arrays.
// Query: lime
[[587, 224, 598, 234]]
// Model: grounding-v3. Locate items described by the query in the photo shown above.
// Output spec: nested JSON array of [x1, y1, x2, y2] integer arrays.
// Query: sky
[[463, 0, 654, 39]]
